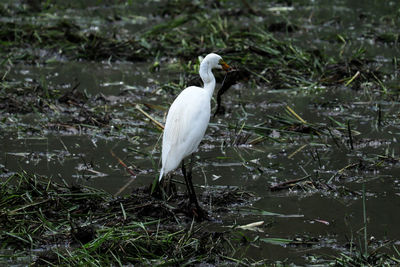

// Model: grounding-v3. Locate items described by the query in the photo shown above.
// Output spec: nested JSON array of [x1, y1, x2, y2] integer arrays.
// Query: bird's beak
[[219, 60, 231, 71]]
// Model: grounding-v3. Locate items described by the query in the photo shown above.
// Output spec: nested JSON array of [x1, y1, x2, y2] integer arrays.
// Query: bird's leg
[[187, 155, 200, 208], [181, 159, 193, 200], [181, 158, 204, 219]]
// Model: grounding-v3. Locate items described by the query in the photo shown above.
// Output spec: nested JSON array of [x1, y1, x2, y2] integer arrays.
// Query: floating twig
[[110, 150, 136, 196], [377, 104, 382, 127], [345, 70, 360, 86], [270, 175, 311, 191], [338, 162, 359, 174], [288, 144, 307, 159], [347, 120, 354, 150], [286, 106, 307, 124], [135, 104, 164, 130]]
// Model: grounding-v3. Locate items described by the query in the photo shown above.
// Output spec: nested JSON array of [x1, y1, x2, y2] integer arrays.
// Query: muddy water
[[217, 88, 400, 262], [1, 0, 400, 264]]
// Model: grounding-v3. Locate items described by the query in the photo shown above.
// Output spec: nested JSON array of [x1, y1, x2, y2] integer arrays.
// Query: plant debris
[[0, 172, 255, 266]]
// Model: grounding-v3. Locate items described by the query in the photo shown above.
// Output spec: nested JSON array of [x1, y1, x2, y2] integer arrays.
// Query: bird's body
[[159, 86, 211, 180], [159, 53, 230, 182]]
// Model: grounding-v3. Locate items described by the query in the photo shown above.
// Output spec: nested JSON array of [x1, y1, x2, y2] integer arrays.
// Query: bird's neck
[[199, 63, 216, 98]]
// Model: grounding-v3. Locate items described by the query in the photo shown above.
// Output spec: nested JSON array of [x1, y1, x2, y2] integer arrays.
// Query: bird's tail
[[158, 169, 164, 182]]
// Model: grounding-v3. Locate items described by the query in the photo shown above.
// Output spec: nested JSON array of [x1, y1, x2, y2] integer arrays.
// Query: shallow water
[[1, 0, 400, 264]]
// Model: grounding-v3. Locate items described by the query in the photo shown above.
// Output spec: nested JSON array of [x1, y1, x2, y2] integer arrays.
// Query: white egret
[[159, 53, 231, 216]]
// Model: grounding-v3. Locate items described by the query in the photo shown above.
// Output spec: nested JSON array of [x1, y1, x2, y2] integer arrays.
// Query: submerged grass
[[0, 171, 251, 265], [333, 183, 400, 266], [0, 0, 387, 93]]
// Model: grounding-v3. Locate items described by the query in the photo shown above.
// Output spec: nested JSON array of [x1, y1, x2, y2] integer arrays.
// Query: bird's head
[[201, 53, 231, 71]]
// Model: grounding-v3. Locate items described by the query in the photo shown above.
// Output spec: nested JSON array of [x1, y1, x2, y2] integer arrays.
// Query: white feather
[[159, 53, 224, 181]]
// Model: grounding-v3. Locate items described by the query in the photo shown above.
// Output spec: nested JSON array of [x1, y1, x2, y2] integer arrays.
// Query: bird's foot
[[188, 201, 208, 221], [177, 197, 208, 221]]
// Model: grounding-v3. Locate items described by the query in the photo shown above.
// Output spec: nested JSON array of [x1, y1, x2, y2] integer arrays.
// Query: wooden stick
[[135, 104, 165, 130], [110, 150, 137, 196], [270, 175, 311, 191], [286, 106, 307, 124]]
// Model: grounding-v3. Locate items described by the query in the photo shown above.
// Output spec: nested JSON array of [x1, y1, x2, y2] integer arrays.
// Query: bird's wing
[[161, 86, 210, 174]]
